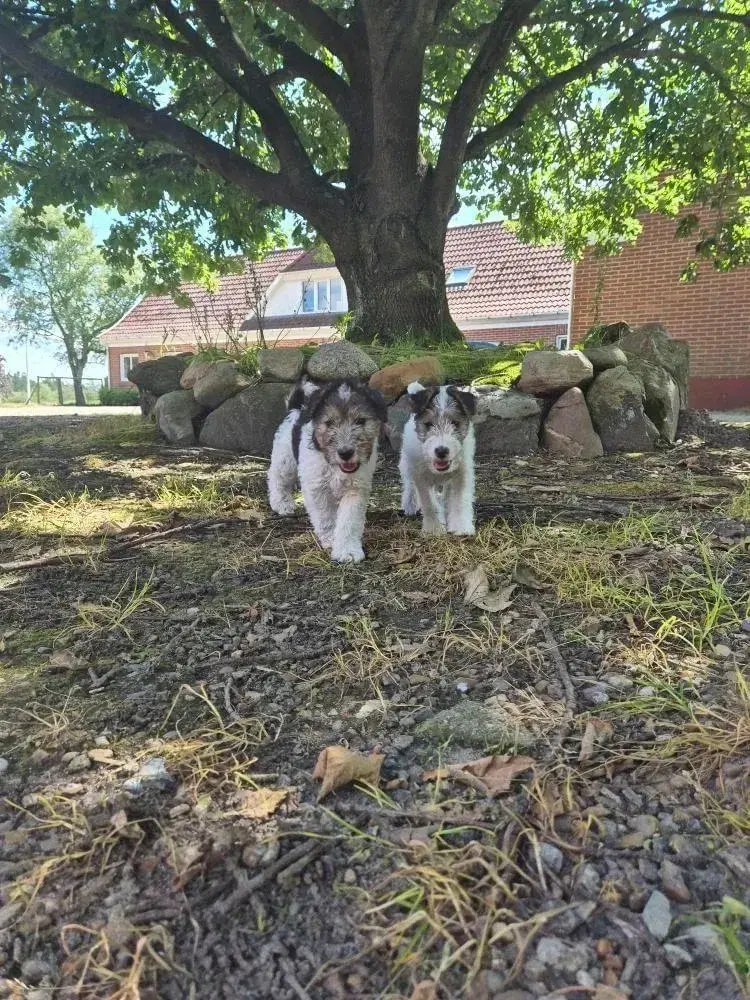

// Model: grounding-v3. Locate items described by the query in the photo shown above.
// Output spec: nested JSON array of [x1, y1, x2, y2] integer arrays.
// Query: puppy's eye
[[355, 417, 367, 427], [424, 421, 434, 431], [324, 419, 334, 429]]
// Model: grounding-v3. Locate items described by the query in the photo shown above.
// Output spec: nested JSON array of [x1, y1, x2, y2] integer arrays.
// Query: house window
[[301, 277, 345, 313], [555, 334, 570, 350], [120, 354, 140, 382], [446, 266, 476, 288]]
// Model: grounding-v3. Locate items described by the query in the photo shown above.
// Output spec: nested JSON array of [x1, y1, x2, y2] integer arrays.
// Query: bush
[[99, 386, 139, 406]]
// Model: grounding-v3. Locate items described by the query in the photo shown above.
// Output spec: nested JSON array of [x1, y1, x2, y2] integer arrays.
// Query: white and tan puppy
[[268, 378, 387, 562], [399, 382, 477, 536]]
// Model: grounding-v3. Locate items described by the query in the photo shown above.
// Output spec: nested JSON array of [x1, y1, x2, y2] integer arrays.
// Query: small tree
[[0, 207, 140, 405], [0, 355, 12, 400]]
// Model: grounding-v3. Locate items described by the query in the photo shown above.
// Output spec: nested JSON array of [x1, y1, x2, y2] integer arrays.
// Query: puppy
[[268, 378, 387, 563], [399, 382, 477, 536]]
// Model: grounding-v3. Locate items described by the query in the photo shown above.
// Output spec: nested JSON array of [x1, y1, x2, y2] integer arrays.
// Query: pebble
[[0, 901, 23, 930], [539, 843, 564, 874], [642, 889, 672, 940], [582, 685, 609, 706], [94, 735, 110, 747], [713, 644, 732, 658], [742, 619, 750, 633], [455, 680, 470, 694], [29, 749, 50, 767], [630, 814, 659, 837], [619, 831, 647, 850], [0, 758, 8, 776], [573, 864, 601, 899], [663, 944, 693, 969], [169, 804, 191, 818], [603, 673, 634, 690], [66, 753, 91, 773], [391, 734, 414, 751], [343, 868, 357, 884], [531, 936, 593, 977], [638, 686, 656, 698], [660, 859, 691, 903], [20, 959, 52, 984]]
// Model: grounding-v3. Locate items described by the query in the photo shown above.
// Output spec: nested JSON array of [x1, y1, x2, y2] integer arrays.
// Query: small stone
[[619, 831, 647, 850], [416, 700, 535, 750], [343, 868, 357, 885], [603, 673, 634, 690], [29, 749, 50, 766], [169, 803, 191, 818], [660, 859, 691, 903], [0, 758, 8, 775], [61, 751, 78, 763], [391, 734, 414, 751], [0, 901, 23, 930], [713, 644, 732, 659], [539, 843, 564, 873], [631, 814, 659, 837], [663, 944, 693, 970], [66, 753, 91, 773], [573, 864, 601, 899], [531, 936, 593, 977], [638, 686, 656, 698], [582, 685, 609, 706], [20, 959, 52, 985], [94, 735, 110, 747], [741, 619, 750, 633], [456, 680, 470, 694], [575, 970, 596, 988], [642, 890, 672, 941]]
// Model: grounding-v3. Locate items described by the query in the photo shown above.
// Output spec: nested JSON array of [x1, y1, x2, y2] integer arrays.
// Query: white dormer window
[[302, 277, 344, 313], [446, 265, 476, 288]]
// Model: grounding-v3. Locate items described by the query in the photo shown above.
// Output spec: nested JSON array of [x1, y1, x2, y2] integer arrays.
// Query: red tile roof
[[444, 222, 570, 320], [102, 223, 570, 345]]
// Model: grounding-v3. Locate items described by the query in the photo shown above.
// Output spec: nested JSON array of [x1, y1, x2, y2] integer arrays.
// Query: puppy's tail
[[406, 380, 425, 396]]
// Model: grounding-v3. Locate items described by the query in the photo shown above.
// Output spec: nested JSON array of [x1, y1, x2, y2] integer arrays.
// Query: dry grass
[[728, 481, 750, 520], [58, 572, 164, 642]]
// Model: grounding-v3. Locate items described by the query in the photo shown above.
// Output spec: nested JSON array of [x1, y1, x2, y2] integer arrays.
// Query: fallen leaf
[[410, 982, 437, 1000], [579, 719, 614, 762], [47, 649, 86, 671], [463, 565, 516, 612], [422, 755, 534, 797], [312, 746, 384, 800], [237, 787, 289, 819]]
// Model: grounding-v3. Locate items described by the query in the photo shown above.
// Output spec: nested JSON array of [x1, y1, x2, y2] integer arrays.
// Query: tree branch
[[256, 19, 351, 122], [463, 9, 750, 163], [430, 0, 542, 216], [0, 19, 296, 207], [272, 0, 355, 69]]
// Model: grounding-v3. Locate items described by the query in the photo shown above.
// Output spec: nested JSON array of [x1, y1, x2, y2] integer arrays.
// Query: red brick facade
[[571, 210, 750, 409], [467, 324, 569, 346]]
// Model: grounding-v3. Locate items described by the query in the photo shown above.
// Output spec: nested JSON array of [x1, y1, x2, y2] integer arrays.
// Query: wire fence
[[18, 376, 107, 406]]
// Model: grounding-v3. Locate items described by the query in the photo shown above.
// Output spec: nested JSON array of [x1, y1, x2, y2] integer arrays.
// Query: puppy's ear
[[448, 387, 476, 417], [408, 388, 436, 414], [301, 383, 333, 424], [359, 384, 388, 424]]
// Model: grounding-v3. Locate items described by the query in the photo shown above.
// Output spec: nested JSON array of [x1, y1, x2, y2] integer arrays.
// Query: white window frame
[[555, 333, 570, 350], [446, 265, 476, 288], [301, 277, 344, 313], [120, 354, 140, 382]]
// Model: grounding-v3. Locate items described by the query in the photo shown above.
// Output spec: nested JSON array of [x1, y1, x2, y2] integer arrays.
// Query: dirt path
[[0, 412, 748, 1000]]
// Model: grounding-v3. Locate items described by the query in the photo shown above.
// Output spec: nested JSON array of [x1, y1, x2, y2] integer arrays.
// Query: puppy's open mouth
[[432, 459, 451, 472], [339, 460, 360, 474]]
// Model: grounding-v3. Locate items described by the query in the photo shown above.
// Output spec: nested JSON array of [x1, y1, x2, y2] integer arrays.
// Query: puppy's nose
[[338, 447, 355, 461], [434, 446, 449, 459]]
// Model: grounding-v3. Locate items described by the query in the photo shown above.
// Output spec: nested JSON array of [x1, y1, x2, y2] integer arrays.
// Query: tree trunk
[[71, 366, 86, 405], [333, 215, 462, 346]]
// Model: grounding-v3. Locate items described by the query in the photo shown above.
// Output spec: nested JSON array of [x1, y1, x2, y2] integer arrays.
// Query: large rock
[[473, 387, 542, 456], [384, 395, 413, 452], [586, 366, 659, 453], [584, 344, 628, 371], [306, 341, 378, 380], [619, 323, 690, 409], [369, 356, 444, 404], [154, 390, 206, 446], [199, 382, 289, 455], [192, 361, 253, 410], [416, 700, 535, 750], [180, 357, 214, 390], [542, 387, 603, 459], [258, 347, 304, 383], [518, 349, 593, 395], [127, 353, 193, 397], [628, 357, 680, 443]]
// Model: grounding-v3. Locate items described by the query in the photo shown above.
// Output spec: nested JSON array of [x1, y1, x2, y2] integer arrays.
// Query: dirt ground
[[0, 410, 748, 1000]]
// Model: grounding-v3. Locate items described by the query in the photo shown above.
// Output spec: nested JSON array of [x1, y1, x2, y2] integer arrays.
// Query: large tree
[[0, 207, 140, 404], [0, 2, 748, 344]]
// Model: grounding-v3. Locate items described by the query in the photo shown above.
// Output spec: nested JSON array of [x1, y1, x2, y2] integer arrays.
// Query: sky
[[0, 201, 495, 383]]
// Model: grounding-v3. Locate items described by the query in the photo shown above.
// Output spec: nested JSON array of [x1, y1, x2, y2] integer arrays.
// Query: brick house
[[100, 221, 571, 387], [570, 208, 750, 410]]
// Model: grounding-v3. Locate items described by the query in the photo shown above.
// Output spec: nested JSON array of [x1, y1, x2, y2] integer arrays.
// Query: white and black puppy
[[399, 381, 477, 536], [267, 378, 387, 563]]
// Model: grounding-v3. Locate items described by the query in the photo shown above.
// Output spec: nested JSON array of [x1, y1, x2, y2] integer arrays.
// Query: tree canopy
[[0, 1, 748, 341], [0, 206, 140, 402]]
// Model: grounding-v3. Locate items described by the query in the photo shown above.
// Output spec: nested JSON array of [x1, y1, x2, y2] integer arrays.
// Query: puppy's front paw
[[421, 519, 446, 536], [448, 520, 475, 536], [331, 544, 365, 563], [402, 500, 420, 517], [272, 499, 296, 517]]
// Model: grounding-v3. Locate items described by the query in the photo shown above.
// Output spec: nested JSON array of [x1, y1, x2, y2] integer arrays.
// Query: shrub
[[99, 386, 139, 406]]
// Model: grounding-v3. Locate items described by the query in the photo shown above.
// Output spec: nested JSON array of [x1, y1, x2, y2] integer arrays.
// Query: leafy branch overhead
[[0, 0, 749, 339]]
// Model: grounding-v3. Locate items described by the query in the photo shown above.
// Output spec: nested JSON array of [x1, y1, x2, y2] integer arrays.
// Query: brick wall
[[571, 209, 750, 409], [465, 324, 569, 346]]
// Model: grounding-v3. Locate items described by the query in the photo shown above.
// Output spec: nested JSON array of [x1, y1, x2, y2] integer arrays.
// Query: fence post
[[56, 378, 64, 405], [36, 379, 41, 404]]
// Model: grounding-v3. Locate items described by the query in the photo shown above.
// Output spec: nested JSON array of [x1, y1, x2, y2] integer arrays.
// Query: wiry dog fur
[[268, 378, 387, 563], [399, 381, 477, 536]]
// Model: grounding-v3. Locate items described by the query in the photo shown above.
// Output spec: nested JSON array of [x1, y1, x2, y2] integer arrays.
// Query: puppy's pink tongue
[[341, 460, 359, 473], [433, 459, 450, 471]]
